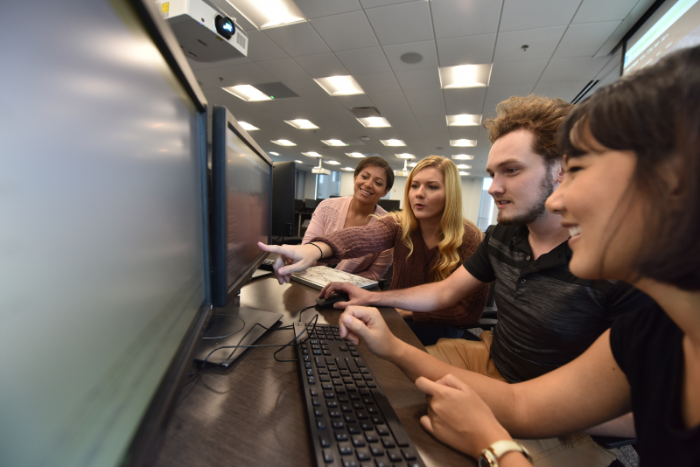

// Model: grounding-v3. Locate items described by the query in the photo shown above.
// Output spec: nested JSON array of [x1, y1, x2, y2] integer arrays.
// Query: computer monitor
[[272, 161, 296, 238], [2, 1, 211, 466], [378, 199, 401, 212], [304, 198, 318, 210], [199, 106, 282, 365]]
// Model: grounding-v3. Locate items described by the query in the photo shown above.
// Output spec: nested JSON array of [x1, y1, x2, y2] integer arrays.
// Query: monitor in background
[[378, 199, 401, 212], [295, 199, 305, 211], [2, 1, 211, 466], [272, 161, 296, 238], [200, 105, 282, 366], [304, 198, 318, 211]]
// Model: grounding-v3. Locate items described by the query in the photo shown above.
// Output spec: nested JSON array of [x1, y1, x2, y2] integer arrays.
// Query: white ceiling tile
[[256, 58, 312, 81], [187, 56, 250, 71], [200, 63, 277, 88], [284, 79, 329, 97], [499, 0, 580, 32], [366, 89, 409, 108], [395, 68, 442, 90], [310, 11, 379, 51], [532, 80, 590, 101], [360, 0, 417, 8], [572, 0, 640, 24], [383, 41, 439, 71], [353, 72, 402, 92], [336, 47, 392, 75], [448, 126, 480, 139], [263, 22, 330, 57], [365, 2, 434, 46], [443, 88, 487, 114], [553, 21, 622, 58], [485, 82, 536, 103], [294, 53, 348, 78], [489, 60, 548, 84], [539, 56, 612, 82], [379, 103, 415, 119], [430, 0, 502, 39], [334, 95, 376, 108], [295, 0, 363, 19], [403, 88, 445, 106], [245, 30, 289, 61], [493, 26, 567, 62], [436, 34, 497, 66], [408, 101, 446, 117]]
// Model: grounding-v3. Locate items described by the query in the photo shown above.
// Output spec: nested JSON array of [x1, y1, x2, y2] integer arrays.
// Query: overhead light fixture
[[456, 164, 472, 169], [356, 117, 391, 128], [302, 151, 322, 158], [439, 64, 492, 89], [408, 162, 418, 167], [345, 152, 365, 158], [393, 160, 411, 177], [325, 160, 340, 165], [271, 139, 296, 146], [321, 139, 347, 147], [223, 85, 272, 101], [381, 139, 406, 147], [285, 119, 319, 130], [269, 151, 280, 155], [395, 153, 415, 159], [341, 167, 355, 171], [311, 158, 331, 175], [294, 160, 303, 164], [238, 121, 259, 131], [314, 76, 365, 96], [459, 171, 471, 176], [446, 114, 482, 126], [225, 0, 306, 29], [450, 139, 477, 147], [452, 154, 475, 160]]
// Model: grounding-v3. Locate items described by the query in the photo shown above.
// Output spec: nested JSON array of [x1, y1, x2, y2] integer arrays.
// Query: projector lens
[[215, 15, 235, 40]]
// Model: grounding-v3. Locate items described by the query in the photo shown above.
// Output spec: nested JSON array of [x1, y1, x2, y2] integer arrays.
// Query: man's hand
[[416, 374, 513, 460], [338, 306, 402, 360], [258, 242, 326, 284], [319, 282, 375, 309]]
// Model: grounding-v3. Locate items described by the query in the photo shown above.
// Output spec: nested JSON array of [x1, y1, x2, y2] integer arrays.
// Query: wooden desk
[[152, 275, 474, 467]]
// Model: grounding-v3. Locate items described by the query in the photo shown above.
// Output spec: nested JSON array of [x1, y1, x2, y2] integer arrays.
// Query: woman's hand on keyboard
[[339, 306, 401, 360], [416, 374, 513, 459]]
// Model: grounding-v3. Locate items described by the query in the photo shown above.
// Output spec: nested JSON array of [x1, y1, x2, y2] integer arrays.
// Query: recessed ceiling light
[[356, 117, 391, 128], [302, 151, 322, 158], [321, 139, 347, 147], [294, 160, 303, 164], [446, 114, 482, 126], [223, 85, 272, 101], [439, 64, 492, 89], [271, 139, 296, 146], [341, 167, 355, 171], [459, 171, 471, 176], [450, 139, 477, 147], [325, 160, 340, 165], [238, 121, 259, 131], [314, 76, 365, 96], [380, 139, 406, 147], [285, 119, 319, 130], [345, 152, 365, 158], [269, 151, 279, 155], [452, 154, 475, 160], [456, 164, 472, 169], [225, 0, 306, 29], [395, 153, 415, 159]]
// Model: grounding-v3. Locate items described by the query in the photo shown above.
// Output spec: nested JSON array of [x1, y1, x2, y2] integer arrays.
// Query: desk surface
[[153, 275, 474, 467]]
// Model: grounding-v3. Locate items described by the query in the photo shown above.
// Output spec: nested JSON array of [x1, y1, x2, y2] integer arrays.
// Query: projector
[[312, 167, 331, 176], [159, 0, 248, 62]]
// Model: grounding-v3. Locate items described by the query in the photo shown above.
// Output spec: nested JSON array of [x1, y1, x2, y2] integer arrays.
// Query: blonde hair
[[388, 156, 473, 282]]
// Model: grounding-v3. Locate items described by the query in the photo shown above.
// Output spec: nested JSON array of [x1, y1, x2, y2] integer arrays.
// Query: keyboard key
[[322, 383, 333, 391], [364, 431, 378, 443], [381, 438, 395, 448], [356, 449, 372, 461], [343, 460, 358, 467], [329, 410, 341, 418], [371, 416, 384, 425], [351, 434, 366, 447], [347, 424, 361, 434], [336, 432, 348, 442], [338, 443, 353, 456], [310, 389, 319, 397], [355, 357, 367, 367], [317, 420, 326, 430], [308, 376, 316, 385], [374, 460, 390, 467], [369, 446, 384, 456], [333, 421, 345, 430], [376, 426, 390, 436], [324, 392, 335, 399], [402, 449, 416, 460], [315, 357, 325, 367], [360, 421, 373, 431], [323, 448, 333, 463], [319, 435, 331, 448], [315, 409, 323, 417], [327, 401, 338, 408], [387, 450, 402, 462], [356, 411, 369, 419], [312, 398, 320, 406]]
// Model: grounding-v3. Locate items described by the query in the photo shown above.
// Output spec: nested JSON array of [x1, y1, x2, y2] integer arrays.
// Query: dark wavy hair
[[354, 156, 394, 192], [558, 45, 700, 290]]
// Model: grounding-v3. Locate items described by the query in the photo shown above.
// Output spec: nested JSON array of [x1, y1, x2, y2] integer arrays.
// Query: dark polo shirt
[[464, 224, 651, 383]]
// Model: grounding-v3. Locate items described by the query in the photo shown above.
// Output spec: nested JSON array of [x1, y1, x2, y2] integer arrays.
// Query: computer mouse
[[315, 292, 350, 308]]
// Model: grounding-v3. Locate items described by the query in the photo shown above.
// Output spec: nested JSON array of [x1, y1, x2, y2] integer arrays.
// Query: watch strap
[[482, 440, 532, 466]]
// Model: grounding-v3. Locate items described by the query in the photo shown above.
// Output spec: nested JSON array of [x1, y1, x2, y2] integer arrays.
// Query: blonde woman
[[259, 156, 488, 345]]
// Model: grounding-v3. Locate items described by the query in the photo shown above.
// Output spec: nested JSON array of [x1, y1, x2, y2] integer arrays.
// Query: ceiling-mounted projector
[[160, 0, 248, 62], [312, 159, 331, 175]]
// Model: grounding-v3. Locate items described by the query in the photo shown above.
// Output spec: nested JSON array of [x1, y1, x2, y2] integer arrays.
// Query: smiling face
[[545, 147, 641, 281], [353, 164, 389, 206], [486, 129, 561, 226], [409, 167, 446, 222]]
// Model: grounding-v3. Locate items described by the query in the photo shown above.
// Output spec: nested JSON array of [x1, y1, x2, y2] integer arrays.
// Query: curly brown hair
[[483, 95, 573, 167]]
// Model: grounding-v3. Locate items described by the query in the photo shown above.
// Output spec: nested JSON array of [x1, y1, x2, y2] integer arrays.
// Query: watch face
[[479, 454, 496, 467]]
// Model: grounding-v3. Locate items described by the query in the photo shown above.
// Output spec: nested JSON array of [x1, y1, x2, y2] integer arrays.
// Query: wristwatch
[[478, 440, 532, 467]]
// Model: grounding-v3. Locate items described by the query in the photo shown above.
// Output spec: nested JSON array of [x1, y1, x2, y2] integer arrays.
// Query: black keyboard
[[294, 322, 426, 467]]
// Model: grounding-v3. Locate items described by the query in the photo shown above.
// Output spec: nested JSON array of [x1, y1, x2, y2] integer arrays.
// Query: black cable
[[201, 315, 245, 340]]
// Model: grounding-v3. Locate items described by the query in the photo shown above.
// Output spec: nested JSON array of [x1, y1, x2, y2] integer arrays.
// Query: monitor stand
[[193, 303, 282, 368]]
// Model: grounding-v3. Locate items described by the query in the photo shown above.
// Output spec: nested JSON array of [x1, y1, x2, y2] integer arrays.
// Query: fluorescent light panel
[[314, 76, 364, 96], [225, 0, 306, 29], [238, 121, 259, 131], [446, 114, 482, 126], [223, 85, 271, 101], [456, 164, 472, 169], [439, 64, 492, 89], [395, 153, 415, 159], [345, 152, 365, 158], [321, 139, 347, 147], [459, 171, 471, 176], [341, 167, 354, 171], [380, 139, 406, 147], [285, 119, 319, 130], [450, 139, 477, 147], [271, 139, 296, 146], [302, 152, 322, 158], [356, 117, 391, 128], [294, 160, 304, 164], [269, 151, 279, 155], [325, 160, 340, 165], [452, 154, 475, 160]]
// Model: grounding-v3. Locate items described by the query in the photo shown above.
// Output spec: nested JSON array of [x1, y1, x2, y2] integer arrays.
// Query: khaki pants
[[427, 333, 618, 467]]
